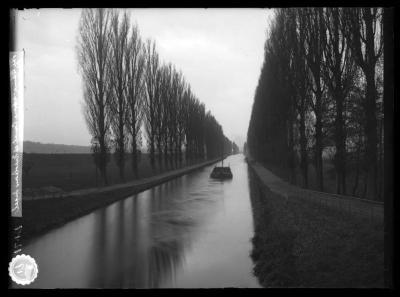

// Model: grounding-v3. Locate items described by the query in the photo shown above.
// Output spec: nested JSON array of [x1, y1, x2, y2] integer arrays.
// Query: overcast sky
[[15, 8, 273, 149]]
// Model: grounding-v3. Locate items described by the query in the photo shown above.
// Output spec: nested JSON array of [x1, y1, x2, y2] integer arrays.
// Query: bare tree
[[143, 39, 160, 167], [168, 67, 181, 166], [322, 8, 357, 195], [77, 8, 113, 185], [290, 9, 311, 188], [109, 10, 130, 181], [272, 9, 297, 184], [247, 7, 387, 202], [125, 22, 145, 177], [303, 7, 327, 191], [343, 8, 383, 200], [176, 75, 187, 163], [153, 64, 166, 168], [185, 88, 196, 162], [158, 63, 172, 166]]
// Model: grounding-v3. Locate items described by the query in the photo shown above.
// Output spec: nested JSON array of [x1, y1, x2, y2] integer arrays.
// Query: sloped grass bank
[[248, 168, 384, 288]]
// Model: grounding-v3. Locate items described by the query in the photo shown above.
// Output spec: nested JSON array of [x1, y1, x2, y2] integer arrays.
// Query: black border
[[4, 1, 398, 293], [3, 0, 400, 8]]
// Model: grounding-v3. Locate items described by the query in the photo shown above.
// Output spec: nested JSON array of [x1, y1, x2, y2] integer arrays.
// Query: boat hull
[[210, 166, 233, 179]]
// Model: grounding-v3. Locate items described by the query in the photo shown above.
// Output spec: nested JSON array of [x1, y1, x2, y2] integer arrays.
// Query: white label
[[10, 51, 24, 217]]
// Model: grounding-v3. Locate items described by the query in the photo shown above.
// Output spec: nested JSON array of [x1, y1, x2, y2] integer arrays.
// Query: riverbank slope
[[247, 162, 384, 287]]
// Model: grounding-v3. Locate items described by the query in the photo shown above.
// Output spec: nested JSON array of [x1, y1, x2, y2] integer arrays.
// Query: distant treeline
[[23, 141, 91, 154], [247, 8, 386, 200], [77, 9, 237, 185]]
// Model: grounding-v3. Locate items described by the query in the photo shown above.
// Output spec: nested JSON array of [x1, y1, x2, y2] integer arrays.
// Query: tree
[[292, 9, 312, 188], [125, 22, 145, 177], [343, 8, 383, 200], [78, 9, 232, 181], [322, 7, 357, 194], [303, 7, 327, 191], [169, 67, 182, 165], [143, 39, 160, 167], [247, 7, 385, 201], [77, 8, 113, 185], [176, 75, 187, 162], [157, 63, 172, 166], [109, 10, 129, 181], [232, 142, 240, 154]]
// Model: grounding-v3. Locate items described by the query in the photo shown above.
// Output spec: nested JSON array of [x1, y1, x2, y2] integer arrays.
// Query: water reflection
[[85, 185, 194, 288], [247, 166, 265, 230], [19, 155, 260, 288]]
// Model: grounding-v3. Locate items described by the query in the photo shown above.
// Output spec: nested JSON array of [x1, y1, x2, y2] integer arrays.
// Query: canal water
[[19, 154, 261, 288]]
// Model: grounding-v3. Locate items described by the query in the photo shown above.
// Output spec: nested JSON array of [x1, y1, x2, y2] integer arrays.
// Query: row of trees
[[247, 8, 386, 200], [77, 9, 232, 185], [232, 142, 240, 154]]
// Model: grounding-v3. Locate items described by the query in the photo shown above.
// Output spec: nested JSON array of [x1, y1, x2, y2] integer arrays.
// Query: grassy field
[[248, 167, 384, 288], [22, 153, 202, 195]]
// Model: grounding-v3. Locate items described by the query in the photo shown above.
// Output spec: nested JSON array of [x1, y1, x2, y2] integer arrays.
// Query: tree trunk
[[299, 109, 308, 188], [98, 140, 108, 186], [164, 140, 169, 170], [362, 170, 368, 198], [352, 135, 361, 196], [131, 139, 138, 178], [378, 117, 384, 201], [315, 91, 324, 191], [364, 70, 378, 200], [334, 89, 346, 195], [157, 138, 163, 172], [100, 152, 108, 186], [352, 162, 360, 196], [287, 115, 296, 185], [150, 134, 155, 165], [98, 108, 108, 186], [186, 140, 190, 163], [118, 117, 125, 182], [177, 136, 182, 164]]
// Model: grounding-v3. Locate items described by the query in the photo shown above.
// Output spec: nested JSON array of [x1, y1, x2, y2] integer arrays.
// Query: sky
[[15, 8, 273, 149]]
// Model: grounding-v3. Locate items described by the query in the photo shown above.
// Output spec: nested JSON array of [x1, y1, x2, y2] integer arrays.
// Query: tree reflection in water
[[87, 180, 204, 288]]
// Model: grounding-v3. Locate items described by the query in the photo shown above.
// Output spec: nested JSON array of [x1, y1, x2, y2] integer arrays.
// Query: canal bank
[[247, 161, 384, 287], [21, 157, 224, 246]]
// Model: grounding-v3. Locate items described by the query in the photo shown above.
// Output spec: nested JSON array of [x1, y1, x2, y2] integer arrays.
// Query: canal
[[19, 154, 261, 288]]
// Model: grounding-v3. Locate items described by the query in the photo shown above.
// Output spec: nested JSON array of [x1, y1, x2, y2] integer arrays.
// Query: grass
[[248, 167, 384, 288], [22, 153, 202, 194]]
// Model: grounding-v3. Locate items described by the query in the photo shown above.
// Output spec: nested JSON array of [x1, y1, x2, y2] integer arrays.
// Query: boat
[[210, 165, 233, 179], [210, 156, 233, 179]]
